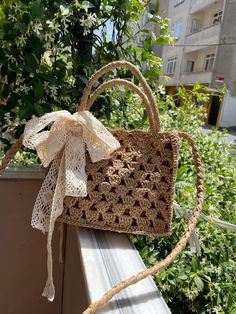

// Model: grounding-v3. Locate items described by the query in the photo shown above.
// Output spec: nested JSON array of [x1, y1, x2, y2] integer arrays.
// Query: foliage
[[1, 1, 236, 313], [0, 0, 169, 151], [130, 87, 236, 313]]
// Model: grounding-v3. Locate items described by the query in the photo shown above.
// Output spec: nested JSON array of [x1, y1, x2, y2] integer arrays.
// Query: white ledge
[[0, 165, 45, 179], [76, 227, 171, 313]]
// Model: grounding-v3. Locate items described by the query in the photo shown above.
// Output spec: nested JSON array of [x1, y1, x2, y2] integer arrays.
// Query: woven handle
[[0, 135, 23, 176], [79, 61, 161, 133], [82, 131, 204, 314]]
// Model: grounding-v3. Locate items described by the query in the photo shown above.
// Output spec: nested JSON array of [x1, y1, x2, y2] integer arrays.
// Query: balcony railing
[[1, 166, 171, 314], [190, 0, 224, 14], [180, 71, 213, 85], [64, 226, 171, 313], [185, 23, 221, 53]]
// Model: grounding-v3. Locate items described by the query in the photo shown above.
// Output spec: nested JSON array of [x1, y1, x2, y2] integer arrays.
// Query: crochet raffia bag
[[0, 61, 204, 314]]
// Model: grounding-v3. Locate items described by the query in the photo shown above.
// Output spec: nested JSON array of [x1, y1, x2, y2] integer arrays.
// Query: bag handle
[[87, 79, 151, 111], [82, 131, 204, 314], [0, 134, 23, 176], [78, 61, 161, 133], [0, 79, 152, 175], [86, 78, 157, 128]]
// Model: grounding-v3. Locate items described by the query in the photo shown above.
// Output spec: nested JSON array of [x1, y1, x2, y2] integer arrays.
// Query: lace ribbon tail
[[42, 151, 66, 302], [42, 262, 55, 301]]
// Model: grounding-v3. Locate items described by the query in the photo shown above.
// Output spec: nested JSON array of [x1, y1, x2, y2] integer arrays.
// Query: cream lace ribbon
[[23, 110, 120, 301]]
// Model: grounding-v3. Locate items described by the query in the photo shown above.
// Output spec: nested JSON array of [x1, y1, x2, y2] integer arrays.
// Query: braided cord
[[78, 61, 161, 133], [0, 135, 24, 176], [82, 132, 204, 314]]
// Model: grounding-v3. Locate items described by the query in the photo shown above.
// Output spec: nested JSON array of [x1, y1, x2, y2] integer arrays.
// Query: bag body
[[61, 129, 179, 236]]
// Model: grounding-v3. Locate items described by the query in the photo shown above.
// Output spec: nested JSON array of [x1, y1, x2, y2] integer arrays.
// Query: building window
[[186, 60, 195, 73], [212, 11, 223, 24], [174, 0, 184, 6], [191, 19, 201, 33], [166, 57, 177, 74], [204, 54, 215, 71], [171, 20, 182, 39]]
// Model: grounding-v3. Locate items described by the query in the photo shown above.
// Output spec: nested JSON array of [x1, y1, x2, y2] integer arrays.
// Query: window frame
[[212, 11, 223, 24], [191, 19, 201, 34], [166, 57, 177, 75], [186, 60, 195, 73], [204, 53, 215, 71], [171, 20, 182, 39]]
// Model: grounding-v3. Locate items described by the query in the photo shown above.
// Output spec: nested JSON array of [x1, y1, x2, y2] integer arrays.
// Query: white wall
[[220, 91, 236, 127]]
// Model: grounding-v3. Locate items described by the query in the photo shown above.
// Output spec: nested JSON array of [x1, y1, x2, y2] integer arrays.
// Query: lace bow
[[23, 110, 120, 301]]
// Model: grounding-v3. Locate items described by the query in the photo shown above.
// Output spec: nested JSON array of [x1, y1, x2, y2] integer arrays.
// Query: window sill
[[0, 165, 45, 179], [174, 1, 185, 8]]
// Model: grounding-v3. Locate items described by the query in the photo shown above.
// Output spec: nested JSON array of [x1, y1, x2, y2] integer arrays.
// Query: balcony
[[180, 71, 213, 85], [190, 0, 224, 14], [185, 23, 221, 53]]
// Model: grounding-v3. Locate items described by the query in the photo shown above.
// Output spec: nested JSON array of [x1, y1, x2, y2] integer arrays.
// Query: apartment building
[[161, 0, 236, 127]]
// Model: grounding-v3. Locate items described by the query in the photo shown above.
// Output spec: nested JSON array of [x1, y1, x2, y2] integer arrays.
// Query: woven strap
[[79, 61, 161, 133], [0, 135, 23, 176], [82, 131, 204, 314], [87, 79, 151, 111]]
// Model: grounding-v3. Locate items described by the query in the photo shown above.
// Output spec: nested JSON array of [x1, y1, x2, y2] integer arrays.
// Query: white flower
[[63, 96, 71, 104], [60, 5, 70, 16], [46, 20, 61, 33], [15, 84, 31, 93], [42, 51, 53, 66], [80, 13, 97, 36], [43, 81, 50, 89], [11, 3, 21, 13], [7, 55, 17, 64], [16, 76, 25, 85], [50, 86, 58, 100], [2, 41, 11, 49], [44, 42, 52, 50], [61, 15, 71, 33], [8, 14, 17, 22], [34, 23, 43, 35], [44, 32, 54, 42], [16, 35, 27, 47], [157, 84, 166, 95]]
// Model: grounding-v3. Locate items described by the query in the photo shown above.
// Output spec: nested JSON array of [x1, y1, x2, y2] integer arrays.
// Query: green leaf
[[22, 12, 31, 25], [57, 67, 66, 80], [178, 274, 188, 280], [153, 0, 159, 15], [28, 35, 43, 58], [143, 37, 151, 50], [194, 276, 204, 291], [25, 53, 39, 71], [34, 103, 44, 116], [156, 35, 170, 45], [13, 22, 27, 32], [32, 0, 44, 19], [191, 256, 200, 272], [133, 47, 143, 54], [141, 51, 150, 61], [193, 82, 201, 91], [34, 80, 44, 99]]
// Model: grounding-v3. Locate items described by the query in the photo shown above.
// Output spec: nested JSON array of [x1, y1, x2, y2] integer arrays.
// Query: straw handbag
[[0, 61, 204, 314]]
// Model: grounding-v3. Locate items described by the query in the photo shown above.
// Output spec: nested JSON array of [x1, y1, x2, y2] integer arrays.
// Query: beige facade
[[160, 0, 236, 127]]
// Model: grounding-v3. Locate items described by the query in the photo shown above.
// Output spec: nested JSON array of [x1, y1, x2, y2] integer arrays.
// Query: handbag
[[0, 61, 204, 314]]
